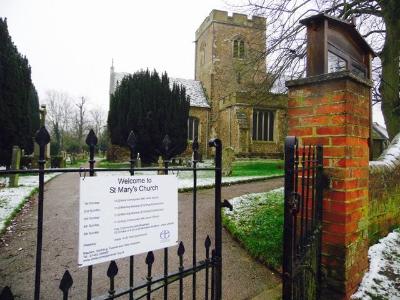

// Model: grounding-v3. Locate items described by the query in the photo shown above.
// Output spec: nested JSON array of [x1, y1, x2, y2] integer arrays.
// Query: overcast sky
[[1, 0, 385, 125], [1, 0, 229, 109]]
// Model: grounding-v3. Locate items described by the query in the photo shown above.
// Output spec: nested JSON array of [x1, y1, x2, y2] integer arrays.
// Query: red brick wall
[[286, 72, 372, 299]]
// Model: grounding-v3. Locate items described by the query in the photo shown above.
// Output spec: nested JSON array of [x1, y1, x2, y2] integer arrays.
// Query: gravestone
[[9, 146, 21, 187], [222, 147, 235, 176], [157, 156, 164, 175], [136, 153, 142, 168]]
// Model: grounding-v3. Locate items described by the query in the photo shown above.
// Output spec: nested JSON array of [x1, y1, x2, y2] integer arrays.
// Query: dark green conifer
[[0, 18, 40, 166], [108, 69, 190, 163]]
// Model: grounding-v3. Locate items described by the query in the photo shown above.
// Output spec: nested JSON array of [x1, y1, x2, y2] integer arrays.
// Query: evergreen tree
[[108, 70, 190, 163], [0, 18, 40, 166]]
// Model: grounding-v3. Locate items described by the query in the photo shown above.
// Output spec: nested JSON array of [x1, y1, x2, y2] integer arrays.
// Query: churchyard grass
[[67, 158, 89, 168], [231, 160, 284, 177], [97, 159, 285, 178], [97, 160, 130, 168], [222, 188, 284, 269]]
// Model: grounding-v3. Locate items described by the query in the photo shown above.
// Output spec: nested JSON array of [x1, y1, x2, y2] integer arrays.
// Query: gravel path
[[0, 173, 283, 299]]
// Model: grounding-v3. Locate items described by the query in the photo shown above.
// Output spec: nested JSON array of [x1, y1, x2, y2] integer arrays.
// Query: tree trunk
[[380, 0, 400, 140]]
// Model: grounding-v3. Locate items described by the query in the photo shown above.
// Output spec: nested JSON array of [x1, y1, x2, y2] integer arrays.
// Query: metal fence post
[[127, 131, 137, 300], [283, 136, 297, 300], [34, 127, 50, 300], [85, 129, 98, 300], [209, 138, 222, 300], [316, 144, 324, 300]]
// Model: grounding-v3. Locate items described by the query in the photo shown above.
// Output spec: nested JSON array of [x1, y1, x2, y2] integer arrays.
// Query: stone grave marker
[[9, 146, 21, 187], [222, 147, 235, 176]]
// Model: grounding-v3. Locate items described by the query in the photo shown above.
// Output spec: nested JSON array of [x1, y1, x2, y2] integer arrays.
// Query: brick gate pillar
[[286, 71, 373, 299]]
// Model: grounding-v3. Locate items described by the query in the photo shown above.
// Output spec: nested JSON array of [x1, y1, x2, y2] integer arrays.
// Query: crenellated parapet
[[195, 9, 265, 40]]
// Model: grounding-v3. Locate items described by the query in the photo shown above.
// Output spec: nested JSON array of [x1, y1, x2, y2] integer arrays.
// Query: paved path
[[0, 173, 283, 299]]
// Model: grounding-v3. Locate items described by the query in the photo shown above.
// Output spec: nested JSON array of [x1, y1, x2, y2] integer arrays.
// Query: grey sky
[[1, 0, 385, 126], [0, 0, 228, 110]]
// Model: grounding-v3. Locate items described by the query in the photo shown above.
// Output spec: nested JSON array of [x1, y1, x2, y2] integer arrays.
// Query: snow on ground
[[223, 188, 284, 222], [351, 230, 400, 300], [0, 174, 59, 232], [96, 169, 280, 190], [96, 159, 282, 190], [0, 164, 282, 233]]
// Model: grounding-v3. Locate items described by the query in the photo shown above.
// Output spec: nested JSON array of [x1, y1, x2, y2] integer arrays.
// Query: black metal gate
[[0, 127, 223, 300], [282, 136, 324, 300]]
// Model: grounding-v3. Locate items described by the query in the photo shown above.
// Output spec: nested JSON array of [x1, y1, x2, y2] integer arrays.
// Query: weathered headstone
[[70, 153, 76, 165], [136, 153, 142, 168], [9, 146, 21, 187], [157, 156, 164, 175], [222, 147, 235, 176]]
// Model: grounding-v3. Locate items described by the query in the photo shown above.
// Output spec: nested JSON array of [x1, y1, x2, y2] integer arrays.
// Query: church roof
[[170, 78, 210, 108], [112, 72, 210, 108]]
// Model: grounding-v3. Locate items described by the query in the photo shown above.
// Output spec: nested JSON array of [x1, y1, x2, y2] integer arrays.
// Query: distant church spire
[[109, 58, 115, 99]]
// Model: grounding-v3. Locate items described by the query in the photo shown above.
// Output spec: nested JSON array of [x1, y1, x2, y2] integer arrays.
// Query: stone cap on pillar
[[299, 13, 376, 79], [286, 70, 374, 88]]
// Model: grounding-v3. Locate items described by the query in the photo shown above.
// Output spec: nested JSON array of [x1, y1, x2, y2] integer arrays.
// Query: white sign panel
[[78, 175, 178, 267]]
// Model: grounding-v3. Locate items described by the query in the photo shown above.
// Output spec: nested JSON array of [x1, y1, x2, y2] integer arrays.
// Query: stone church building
[[109, 10, 287, 158]]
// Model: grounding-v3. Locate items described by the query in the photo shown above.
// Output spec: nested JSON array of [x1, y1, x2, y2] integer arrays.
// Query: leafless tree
[[89, 106, 106, 138], [233, 0, 399, 139], [74, 97, 88, 151], [44, 90, 74, 150]]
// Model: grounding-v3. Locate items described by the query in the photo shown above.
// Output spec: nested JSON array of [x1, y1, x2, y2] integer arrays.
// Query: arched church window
[[233, 39, 245, 58], [188, 116, 199, 141], [252, 110, 274, 141], [200, 43, 206, 65]]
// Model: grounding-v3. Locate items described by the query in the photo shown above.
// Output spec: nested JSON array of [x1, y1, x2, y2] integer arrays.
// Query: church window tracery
[[233, 39, 245, 58], [252, 110, 274, 141], [200, 43, 206, 65], [188, 116, 199, 141]]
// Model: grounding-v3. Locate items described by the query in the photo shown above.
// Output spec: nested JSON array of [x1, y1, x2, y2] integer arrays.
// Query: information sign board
[[78, 175, 178, 267]]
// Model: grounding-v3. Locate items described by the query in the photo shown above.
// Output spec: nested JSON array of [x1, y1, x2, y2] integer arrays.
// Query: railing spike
[[205, 235, 211, 249], [107, 260, 119, 278], [0, 286, 14, 300], [34, 127, 51, 147], [59, 270, 73, 294], [177, 241, 185, 256], [192, 136, 199, 152], [145, 251, 155, 265], [107, 260, 118, 297]]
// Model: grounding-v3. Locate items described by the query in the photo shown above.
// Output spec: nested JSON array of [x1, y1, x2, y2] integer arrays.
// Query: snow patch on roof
[[170, 77, 209, 108]]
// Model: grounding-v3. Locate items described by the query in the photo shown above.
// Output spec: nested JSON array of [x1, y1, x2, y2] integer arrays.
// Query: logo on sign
[[160, 230, 170, 241]]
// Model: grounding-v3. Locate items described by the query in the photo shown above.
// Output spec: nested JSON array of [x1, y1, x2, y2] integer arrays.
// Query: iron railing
[[283, 136, 324, 300], [0, 127, 223, 300]]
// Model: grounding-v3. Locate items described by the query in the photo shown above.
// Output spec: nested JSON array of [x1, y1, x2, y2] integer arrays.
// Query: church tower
[[195, 10, 266, 112], [109, 59, 116, 97], [194, 10, 287, 156]]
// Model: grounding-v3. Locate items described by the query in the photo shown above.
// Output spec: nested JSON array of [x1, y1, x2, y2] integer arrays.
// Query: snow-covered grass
[[222, 188, 284, 269], [351, 230, 400, 300], [96, 160, 283, 191], [0, 173, 59, 233], [96, 169, 281, 191]]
